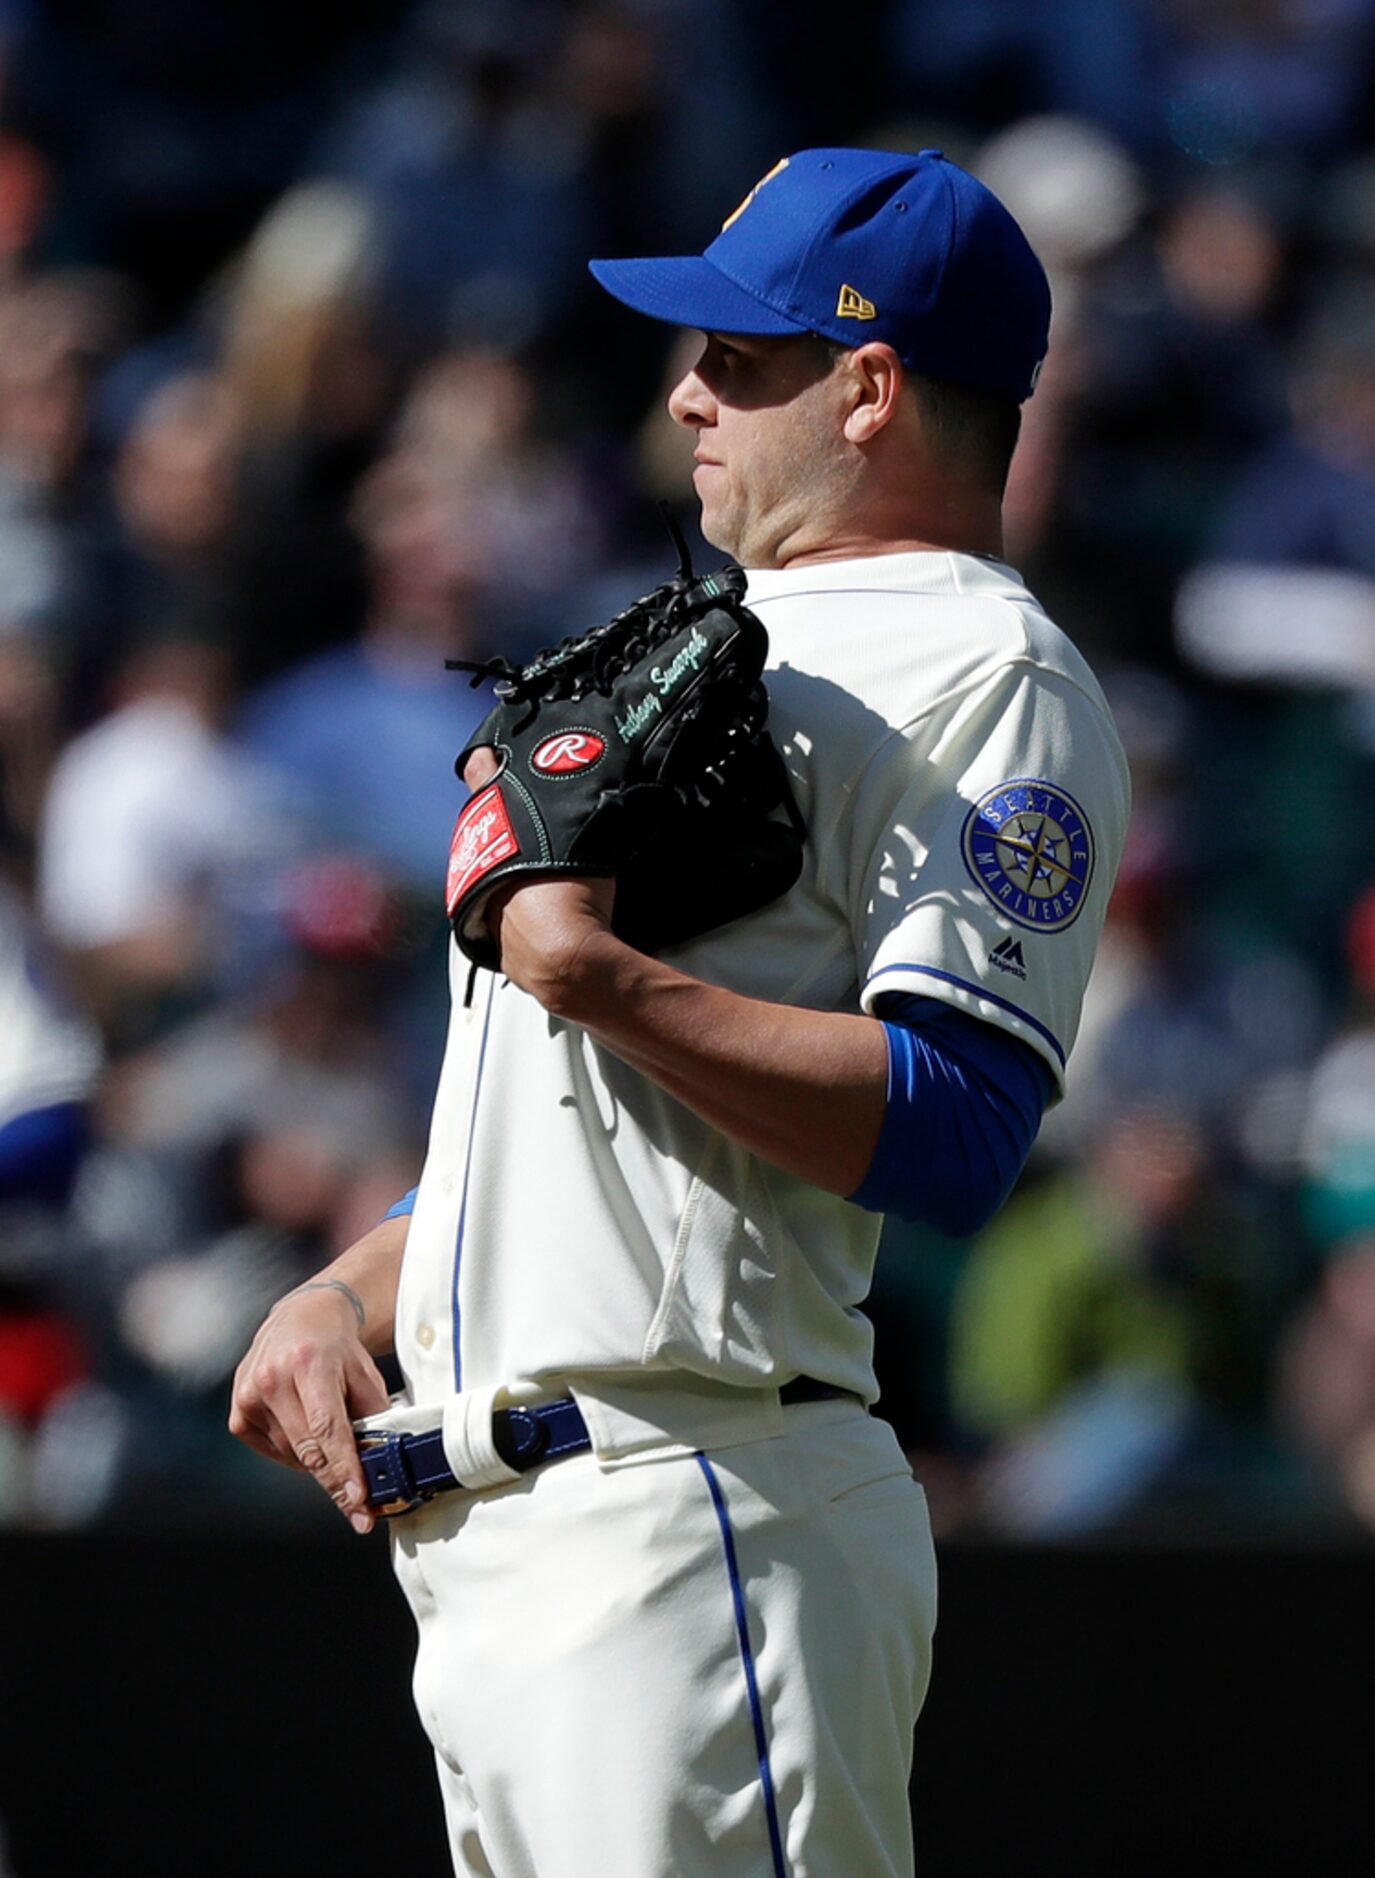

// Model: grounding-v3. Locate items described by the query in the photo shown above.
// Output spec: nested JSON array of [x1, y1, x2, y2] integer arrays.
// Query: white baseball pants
[[390, 1399, 937, 1877]]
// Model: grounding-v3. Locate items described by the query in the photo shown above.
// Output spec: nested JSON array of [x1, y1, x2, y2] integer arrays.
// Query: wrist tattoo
[[294, 1279, 366, 1333]]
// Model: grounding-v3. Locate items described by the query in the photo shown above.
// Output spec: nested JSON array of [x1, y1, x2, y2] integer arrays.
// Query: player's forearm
[[550, 931, 888, 1196], [285, 1213, 409, 1357]]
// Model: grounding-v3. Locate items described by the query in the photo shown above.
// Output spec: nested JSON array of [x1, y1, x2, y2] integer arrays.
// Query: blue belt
[[358, 1378, 854, 1516], [359, 1398, 591, 1517]]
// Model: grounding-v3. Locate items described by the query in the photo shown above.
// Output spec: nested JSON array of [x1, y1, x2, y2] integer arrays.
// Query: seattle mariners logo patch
[[961, 780, 1094, 933], [446, 784, 519, 915]]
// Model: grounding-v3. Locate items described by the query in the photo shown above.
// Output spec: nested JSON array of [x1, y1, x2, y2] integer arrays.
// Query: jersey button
[[415, 1323, 436, 1350]]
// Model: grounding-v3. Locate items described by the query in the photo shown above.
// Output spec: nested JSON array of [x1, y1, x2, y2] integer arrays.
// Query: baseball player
[[231, 148, 1129, 1877]]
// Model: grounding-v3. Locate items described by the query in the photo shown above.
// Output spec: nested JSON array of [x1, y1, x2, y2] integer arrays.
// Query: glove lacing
[[445, 513, 746, 734]]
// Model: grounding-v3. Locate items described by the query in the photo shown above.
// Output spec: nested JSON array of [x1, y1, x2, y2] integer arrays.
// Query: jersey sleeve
[[850, 662, 1130, 1093]]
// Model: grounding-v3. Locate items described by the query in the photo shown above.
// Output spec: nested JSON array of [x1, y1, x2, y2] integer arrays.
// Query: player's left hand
[[463, 751, 618, 1008]]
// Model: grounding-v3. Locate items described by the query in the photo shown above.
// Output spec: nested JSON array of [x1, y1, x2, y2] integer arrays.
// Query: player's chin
[[693, 485, 741, 560]]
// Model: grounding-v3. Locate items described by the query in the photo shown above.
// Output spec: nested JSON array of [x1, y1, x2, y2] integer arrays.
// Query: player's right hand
[[229, 1285, 391, 1533]]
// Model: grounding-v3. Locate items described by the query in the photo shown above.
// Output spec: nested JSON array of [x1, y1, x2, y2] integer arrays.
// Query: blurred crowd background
[[0, 0, 1374, 1544]]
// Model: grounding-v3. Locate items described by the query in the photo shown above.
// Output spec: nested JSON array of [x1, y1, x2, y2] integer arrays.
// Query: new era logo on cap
[[589, 147, 1051, 403], [836, 284, 876, 320]]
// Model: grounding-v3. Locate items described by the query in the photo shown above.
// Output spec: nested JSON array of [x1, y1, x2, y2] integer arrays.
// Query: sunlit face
[[666, 332, 852, 567]]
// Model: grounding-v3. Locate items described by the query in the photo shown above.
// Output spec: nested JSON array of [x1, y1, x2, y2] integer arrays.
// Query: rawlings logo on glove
[[530, 732, 606, 775], [445, 520, 805, 972], [446, 786, 520, 915]]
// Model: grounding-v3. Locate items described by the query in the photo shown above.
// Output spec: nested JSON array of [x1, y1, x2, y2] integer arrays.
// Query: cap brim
[[588, 255, 809, 337]]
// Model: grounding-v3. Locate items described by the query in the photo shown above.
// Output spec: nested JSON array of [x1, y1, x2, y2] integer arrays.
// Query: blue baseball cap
[[589, 147, 1051, 402]]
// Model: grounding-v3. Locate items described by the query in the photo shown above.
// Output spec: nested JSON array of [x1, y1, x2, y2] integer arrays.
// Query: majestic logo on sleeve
[[989, 936, 1028, 978], [962, 780, 1095, 933], [446, 784, 519, 915]]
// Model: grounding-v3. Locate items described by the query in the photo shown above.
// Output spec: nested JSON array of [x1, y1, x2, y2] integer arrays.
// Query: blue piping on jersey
[[695, 1452, 788, 1878], [864, 961, 1066, 1067], [452, 983, 498, 1390]]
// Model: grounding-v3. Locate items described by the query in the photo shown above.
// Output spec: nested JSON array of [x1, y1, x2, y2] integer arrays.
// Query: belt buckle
[[357, 1428, 428, 1518]]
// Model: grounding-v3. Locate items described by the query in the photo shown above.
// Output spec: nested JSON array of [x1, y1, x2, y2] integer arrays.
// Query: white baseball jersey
[[392, 550, 1129, 1455]]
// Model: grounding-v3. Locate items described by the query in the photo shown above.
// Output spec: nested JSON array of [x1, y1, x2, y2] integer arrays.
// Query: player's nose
[[667, 368, 713, 429]]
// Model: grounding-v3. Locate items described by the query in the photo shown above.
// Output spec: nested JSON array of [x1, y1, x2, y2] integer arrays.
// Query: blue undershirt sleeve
[[383, 1188, 418, 1221], [847, 995, 1054, 1237]]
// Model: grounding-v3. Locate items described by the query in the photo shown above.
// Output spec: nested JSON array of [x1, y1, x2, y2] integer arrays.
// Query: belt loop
[[441, 1385, 524, 1491]]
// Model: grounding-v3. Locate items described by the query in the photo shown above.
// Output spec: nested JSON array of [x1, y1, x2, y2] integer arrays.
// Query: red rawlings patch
[[530, 731, 606, 775], [446, 784, 519, 915]]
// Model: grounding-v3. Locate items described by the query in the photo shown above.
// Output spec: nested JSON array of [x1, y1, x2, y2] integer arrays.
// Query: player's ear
[[841, 343, 903, 445]]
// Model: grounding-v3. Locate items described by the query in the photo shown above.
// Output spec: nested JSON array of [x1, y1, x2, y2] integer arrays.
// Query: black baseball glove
[[445, 526, 805, 972]]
